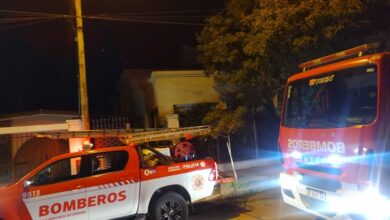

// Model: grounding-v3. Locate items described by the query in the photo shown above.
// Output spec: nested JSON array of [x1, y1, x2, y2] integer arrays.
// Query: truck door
[[22, 155, 89, 220], [84, 150, 140, 220]]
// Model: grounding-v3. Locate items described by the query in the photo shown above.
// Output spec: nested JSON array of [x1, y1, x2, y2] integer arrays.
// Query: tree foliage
[[198, 0, 390, 134]]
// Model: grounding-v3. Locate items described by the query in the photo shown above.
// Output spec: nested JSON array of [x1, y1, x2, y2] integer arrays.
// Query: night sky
[[0, 0, 226, 117]]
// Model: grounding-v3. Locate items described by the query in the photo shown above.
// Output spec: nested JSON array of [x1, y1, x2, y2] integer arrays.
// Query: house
[[115, 69, 220, 128]]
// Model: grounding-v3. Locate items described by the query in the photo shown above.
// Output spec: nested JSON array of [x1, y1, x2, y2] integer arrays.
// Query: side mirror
[[23, 180, 33, 188], [273, 86, 285, 117], [25, 171, 50, 187]]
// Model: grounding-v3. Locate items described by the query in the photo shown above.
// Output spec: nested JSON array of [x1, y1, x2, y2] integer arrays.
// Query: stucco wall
[[150, 70, 219, 125]]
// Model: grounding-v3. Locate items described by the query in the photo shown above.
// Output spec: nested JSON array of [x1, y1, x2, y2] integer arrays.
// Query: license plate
[[306, 187, 326, 201]]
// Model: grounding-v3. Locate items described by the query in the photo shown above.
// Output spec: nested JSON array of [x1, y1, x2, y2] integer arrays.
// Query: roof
[[0, 109, 78, 122], [288, 52, 389, 83]]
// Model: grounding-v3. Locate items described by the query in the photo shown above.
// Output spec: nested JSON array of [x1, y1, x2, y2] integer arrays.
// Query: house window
[[173, 103, 217, 127]]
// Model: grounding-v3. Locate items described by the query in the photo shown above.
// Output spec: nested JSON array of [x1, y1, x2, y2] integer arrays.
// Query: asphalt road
[[190, 187, 316, 220]]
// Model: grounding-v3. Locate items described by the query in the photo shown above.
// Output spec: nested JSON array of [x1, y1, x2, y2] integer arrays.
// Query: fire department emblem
[[192, 174, 204, 191]]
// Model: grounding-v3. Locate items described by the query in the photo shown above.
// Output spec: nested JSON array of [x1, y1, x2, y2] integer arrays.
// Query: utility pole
[[74, 0, 90, 130]]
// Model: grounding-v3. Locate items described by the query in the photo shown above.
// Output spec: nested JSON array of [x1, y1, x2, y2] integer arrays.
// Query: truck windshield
[[283, 65, 378, 128]]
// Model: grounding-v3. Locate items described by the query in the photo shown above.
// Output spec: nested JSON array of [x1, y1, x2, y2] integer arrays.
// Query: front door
[[22, 156, 89, 220]]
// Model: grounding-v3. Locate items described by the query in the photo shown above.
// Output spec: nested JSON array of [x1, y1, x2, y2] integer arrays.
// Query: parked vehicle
[[0, 142, 219, 219], [278, 43, 390, 219]]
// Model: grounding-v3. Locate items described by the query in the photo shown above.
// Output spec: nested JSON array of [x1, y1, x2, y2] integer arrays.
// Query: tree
[[198, 0, 390, 134]]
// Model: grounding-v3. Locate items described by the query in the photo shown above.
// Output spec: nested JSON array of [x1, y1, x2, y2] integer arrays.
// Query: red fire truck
[[0, 126, 222, 220], [278, 43, 390, 219]]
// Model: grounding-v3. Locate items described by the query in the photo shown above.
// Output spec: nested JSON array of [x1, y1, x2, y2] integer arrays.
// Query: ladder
[[36, 125, 211, 145]]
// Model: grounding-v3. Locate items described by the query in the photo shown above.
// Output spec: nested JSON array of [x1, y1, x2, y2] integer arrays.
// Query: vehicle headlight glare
[[326, 154, 344, 166], [329, 188, 390, 220], [290, 150, 302, 160]]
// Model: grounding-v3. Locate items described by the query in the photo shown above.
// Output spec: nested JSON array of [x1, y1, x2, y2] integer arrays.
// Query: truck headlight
[[290, 150, 302, 160], [326, 154, 345, 167]]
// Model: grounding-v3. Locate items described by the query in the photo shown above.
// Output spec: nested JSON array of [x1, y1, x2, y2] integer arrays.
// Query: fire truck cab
[[278, 43, 390, 219], [0, 145, 218, 220]]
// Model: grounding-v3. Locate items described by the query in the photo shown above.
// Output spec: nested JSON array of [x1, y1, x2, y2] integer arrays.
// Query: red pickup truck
[[0, 145, 219, 220]]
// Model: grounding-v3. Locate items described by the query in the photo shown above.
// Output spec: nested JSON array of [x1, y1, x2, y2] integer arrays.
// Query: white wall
[[150, 70, 219, 125]]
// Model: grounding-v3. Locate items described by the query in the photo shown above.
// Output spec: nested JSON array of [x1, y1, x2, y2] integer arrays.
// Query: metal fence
[[91, 117, 130, 130], [91, 117, 130, 148]]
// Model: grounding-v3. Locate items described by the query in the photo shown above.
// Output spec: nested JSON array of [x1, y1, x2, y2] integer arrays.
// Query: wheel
[[150, 192, 188, 220]]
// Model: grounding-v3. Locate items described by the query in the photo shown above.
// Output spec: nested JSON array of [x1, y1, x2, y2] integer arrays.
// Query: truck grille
[[296, 162, 342, 175], [300, 174, 341, 192]]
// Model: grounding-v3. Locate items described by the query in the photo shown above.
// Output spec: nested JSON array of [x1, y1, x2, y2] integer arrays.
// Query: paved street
[[190, 187, 316, 220], [189, 159, 317, 220]]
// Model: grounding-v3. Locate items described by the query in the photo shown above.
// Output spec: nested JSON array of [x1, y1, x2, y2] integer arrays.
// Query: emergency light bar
[[299, 42, 380, 71]]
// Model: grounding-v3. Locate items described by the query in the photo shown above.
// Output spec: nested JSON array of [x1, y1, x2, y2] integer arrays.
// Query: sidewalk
[[208, 158, 283, 201]]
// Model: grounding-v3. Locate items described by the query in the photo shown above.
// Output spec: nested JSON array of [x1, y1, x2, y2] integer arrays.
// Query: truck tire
[[150, 192, 188, 220]]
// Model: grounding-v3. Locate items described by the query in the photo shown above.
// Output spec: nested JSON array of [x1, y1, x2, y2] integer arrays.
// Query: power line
[[0, 13, 207, 23], [0, 9, 65, 17], [0, 18, 60, 31], [82, 15, 204, 26], [0, 8, 217, 30], [0, 15, 203, 31], [102, 15, 208, 19], [0, 16, 62, 23], [90, 8, 222, 16], [0, 8, 221, 17]]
